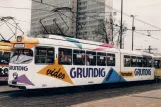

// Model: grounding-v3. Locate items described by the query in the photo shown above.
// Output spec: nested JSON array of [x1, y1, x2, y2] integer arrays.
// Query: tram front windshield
[[0, 52, 10, 64], [10, 49, 33, 64]]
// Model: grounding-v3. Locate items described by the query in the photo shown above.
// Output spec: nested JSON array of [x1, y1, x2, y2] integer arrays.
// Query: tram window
[[142, 57, 148, 67], [107, 53, 115, 66], [131, 56, 137, 67], [136, 57, 143, 67], [73, 50, 85, 65], [86, 51, 96, 66], [11, 49, 33, 64], [142, 56, 152, 67], [147, 58, 153, 67], [35, 47, 55, 64], [0, 52, 10, 64], [59, 48, 72, 65], [154, 60, 161, 68], [124, 55, 131, 67], [97, 52, 106, 66]]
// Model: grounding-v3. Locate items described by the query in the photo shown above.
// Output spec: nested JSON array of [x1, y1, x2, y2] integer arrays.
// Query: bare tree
[[94, 18, 127, 47]]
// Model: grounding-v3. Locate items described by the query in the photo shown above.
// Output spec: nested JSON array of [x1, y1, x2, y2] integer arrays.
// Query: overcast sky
[[0, 0, 161, 52], [113, 0, 161, 52]]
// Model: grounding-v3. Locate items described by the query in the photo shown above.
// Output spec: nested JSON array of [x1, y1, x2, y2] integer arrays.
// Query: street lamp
[[131, 15, 136, 51]]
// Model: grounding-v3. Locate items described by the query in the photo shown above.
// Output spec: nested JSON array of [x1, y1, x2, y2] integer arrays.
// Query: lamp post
[[120, 0, 123, 49], [131, 15, 135, 51]]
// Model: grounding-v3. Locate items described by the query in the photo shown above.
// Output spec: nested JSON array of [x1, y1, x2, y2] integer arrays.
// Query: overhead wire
[[1, 0, 161, 31], [91, 0, 161, 30], [1, 0, 161, 41]]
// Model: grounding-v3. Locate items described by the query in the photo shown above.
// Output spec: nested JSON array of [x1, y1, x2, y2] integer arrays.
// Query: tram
[[0, 41, 11, 82], [8, 35, 155, 89], [154, 56, 161, 79]]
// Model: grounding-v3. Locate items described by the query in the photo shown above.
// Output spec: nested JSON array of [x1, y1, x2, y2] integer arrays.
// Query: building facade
[[31, 0, 77, 37], [31, 0, 113, 42], [77, 0, 113, 42]]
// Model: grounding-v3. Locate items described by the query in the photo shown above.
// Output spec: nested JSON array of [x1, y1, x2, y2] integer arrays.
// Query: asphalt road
[[0, 81, 161, 107]]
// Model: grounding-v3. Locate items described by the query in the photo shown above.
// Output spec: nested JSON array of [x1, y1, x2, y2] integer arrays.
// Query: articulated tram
[[8, 35, 155, 89], [0, 41, 11, 82]]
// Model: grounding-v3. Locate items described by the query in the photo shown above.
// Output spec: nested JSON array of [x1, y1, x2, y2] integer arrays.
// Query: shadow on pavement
[[0, 82, 8, 86], [8, 81, 158, 98]]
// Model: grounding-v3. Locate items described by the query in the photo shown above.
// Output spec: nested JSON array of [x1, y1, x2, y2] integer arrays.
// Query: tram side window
[[86, 51, 96, 66], [136, 57, 143, 67], [147, 57, 153, 67], [131, 56, 137, 67], [35, 47, 55, 64], [124, 55, 131, 67], [107, 53, 115, 66], [73, 50, 85, 65], [143, 56, 153, 67], [97, 52, 106, 66], [59, 48, 72, 65]]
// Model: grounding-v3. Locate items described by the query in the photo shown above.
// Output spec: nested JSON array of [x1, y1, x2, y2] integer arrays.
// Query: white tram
[[8, 35, 154, 89]]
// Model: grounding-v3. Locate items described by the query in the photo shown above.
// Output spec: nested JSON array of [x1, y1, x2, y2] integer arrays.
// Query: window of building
[[59, 48, 72, 65], [124, 55, 131, 67], [86, 51, 96, 66], [73, 50, 85, 65], [97, 52, 106, 66], [35, 47, 54, 64], [107, 53, 115, 66]]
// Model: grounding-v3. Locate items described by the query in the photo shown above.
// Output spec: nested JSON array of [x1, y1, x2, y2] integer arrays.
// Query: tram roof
[[120, 49, 142, 56]]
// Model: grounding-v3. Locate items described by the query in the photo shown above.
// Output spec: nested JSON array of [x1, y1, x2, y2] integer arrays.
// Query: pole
[[132, 16, 135, 50], [15, 23, 18, 39], [110, 13, 113, 42], [149, 45, 151, 53], [120, 0, 123, 49]]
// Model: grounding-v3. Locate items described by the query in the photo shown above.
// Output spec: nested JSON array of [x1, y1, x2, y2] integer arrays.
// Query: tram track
[[0, 82, 161, 107]]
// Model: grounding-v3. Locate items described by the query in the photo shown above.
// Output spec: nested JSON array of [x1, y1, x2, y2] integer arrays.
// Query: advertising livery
[[8, 36, 154, 89]]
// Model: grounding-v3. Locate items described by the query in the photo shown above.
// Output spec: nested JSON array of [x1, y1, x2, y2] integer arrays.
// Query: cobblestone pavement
[[0, 82, 161, 107], [72, 89, 161, 107]]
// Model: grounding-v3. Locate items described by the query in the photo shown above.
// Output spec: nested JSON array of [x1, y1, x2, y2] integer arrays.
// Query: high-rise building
[[77, 0, 113, 42], [31, 0, 77, 37], [31, 0, 113, 42]]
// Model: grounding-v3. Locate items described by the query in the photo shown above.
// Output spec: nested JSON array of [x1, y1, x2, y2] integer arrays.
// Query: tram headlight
[[17, 36, 22, 42], [13, 72, 18, 79]]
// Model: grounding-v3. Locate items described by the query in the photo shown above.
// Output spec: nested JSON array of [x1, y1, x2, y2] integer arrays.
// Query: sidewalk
[[71, 89, 161, 107], [0, 85, 19, 93]]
